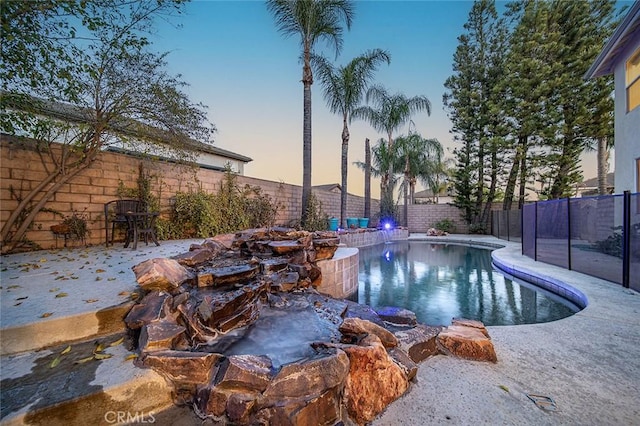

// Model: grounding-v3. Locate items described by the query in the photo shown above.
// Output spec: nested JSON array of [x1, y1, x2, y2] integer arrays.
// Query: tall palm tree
[[354, 138, 398, 223], [352, 85, 432, 217], [394, 133, 443, 226], [266, 0, 355, 227], [313, 49, 391, 228]]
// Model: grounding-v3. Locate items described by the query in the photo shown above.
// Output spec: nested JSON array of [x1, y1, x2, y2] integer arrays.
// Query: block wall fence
[[1, 137, 467, 250]]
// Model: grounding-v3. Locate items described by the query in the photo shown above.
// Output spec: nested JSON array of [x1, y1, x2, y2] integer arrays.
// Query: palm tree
[[352, 85, 432, 218], [394, 133, 443, 226], [354, 138, 399, 223], [266, 0, 355, 227], [313, 49, 391, 228]]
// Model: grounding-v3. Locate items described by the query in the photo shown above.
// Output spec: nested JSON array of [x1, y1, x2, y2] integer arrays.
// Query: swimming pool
[[357, 241, 580, 326]]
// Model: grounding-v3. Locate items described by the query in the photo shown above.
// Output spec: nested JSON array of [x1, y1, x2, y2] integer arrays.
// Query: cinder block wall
[[406, 204, 469, 233], [1, 137, 466, 249]]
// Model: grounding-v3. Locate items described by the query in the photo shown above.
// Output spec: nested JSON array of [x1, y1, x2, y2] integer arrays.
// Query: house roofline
[[585, 1, 640, 79]]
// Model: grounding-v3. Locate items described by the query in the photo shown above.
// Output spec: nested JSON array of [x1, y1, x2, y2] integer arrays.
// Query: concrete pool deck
[[1, 234, 639, 424]]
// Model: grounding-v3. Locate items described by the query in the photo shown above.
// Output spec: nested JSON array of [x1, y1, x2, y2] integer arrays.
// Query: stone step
[[1, 301, 134, 356], [0, 332, 173, 426]]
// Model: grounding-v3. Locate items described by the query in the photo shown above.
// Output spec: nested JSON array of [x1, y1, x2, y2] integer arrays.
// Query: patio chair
[[104, 199, 144, 246]]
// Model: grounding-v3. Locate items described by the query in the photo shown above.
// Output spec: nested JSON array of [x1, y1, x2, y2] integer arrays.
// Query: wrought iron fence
[[519, 191, 639, 291]]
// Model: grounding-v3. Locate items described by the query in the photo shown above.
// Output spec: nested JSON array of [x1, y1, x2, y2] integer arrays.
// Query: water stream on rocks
[[224, 301, 341, 368]]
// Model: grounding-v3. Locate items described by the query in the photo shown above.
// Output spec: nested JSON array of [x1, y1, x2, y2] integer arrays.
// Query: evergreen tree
[[444, 0, 507, 230]]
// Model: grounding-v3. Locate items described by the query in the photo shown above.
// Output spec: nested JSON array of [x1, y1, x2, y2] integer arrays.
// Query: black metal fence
[[519, 191, 639, 291]]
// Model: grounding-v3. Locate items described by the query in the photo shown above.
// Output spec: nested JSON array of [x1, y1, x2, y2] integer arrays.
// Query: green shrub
[[166, 168, 281, 239], [468, 223, 487, 234], [301, 192, 329, 232], [434, 218, 455, 233]]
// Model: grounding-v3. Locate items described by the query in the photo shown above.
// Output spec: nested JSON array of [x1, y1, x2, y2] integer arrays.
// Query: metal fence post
[[506, 210, 510, 241], [623, 191, 631, 288], [534, 201, 538, 261], [567, 197, 572, 271]]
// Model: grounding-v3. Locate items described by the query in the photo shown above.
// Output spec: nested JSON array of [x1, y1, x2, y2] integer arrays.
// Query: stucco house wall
[[613, 30, 640, 194]]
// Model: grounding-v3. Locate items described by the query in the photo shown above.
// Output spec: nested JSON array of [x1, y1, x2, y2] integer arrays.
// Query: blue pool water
[[357, 242, 580, 326]]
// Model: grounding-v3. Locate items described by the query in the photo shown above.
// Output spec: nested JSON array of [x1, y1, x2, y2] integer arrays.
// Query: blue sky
[[153, 0, 611, 197]]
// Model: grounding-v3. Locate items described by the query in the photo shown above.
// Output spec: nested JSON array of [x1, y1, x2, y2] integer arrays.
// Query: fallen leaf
[[107, 277, 116, 281], [49, 287, 60, 292], [39, 258, 47, 263], [499, 385, 510, 393], [50, 356, 61, 368], [61, 345, 71, 355], [118, 291, 130, 296], [84, 299, 99, 303], [75, 356, 95, 364], [16, 296, 28, 301], [130, 293, 139, 301], [7, 285, 21, 289], [95, 277, 102, 281], [96, 269, 106, 273], [94, 353, 113, 360], [94, 342, 106, 353], [71, 276, 78, 280], [109, 337, 125, 347], [14, 302, 22, 306], [40, 312, 53, 318], [55, 292, 68, 298], [125, 353, 138, 361]]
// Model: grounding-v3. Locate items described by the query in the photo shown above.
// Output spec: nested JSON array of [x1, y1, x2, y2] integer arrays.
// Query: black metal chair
[[104, 199, 144, 246]]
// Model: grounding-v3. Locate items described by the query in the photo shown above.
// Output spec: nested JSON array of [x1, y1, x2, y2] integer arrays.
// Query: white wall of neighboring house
[[614, 31, 640, 194]]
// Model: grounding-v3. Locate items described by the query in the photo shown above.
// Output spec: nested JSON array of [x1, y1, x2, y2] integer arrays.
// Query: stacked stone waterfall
[[125, 227, 497, 425]]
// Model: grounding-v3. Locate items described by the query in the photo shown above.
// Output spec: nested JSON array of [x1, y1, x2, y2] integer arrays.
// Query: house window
[[626, 48, 640, 112]]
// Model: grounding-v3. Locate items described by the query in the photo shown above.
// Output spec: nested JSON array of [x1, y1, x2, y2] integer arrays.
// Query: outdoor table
[[123, 211, 160, 250]]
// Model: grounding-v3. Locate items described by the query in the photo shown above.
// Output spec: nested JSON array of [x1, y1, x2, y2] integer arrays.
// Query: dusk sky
[[153, 0, 619, 198]]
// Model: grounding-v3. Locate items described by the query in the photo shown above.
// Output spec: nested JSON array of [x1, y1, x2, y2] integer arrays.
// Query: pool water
[[357, 242, 580, 326]]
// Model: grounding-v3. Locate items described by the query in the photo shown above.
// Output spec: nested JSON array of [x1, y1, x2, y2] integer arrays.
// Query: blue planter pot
[[328, 217, 339, 231], [358, 218, 369, 228]]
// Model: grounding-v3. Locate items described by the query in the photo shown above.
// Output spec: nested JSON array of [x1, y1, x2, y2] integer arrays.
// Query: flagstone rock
[[132, 258, 194, 291], [196, 263, 259, 287], [139, 319, 186, 352], [342, 334, 409, 424], [173, 248, 215, 267], [263, 349, 349, 399], [289, 387, 342, 426], [452, 317, 490, 337], [339, 317, 398, 348], [124, 291, 172, 329], [437, 324, 497, 363], [215, 355, 273, 392], [141, 350, 222, 386], [394, 324, 443, 363], [388, 347, 418, 381], [375, 306, 418, 326], [207, 233, 235, 250], [269, 240, 307, 254]]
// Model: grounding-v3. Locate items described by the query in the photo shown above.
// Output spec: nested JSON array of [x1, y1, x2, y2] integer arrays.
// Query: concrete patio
[[1, 235, 638, 425]]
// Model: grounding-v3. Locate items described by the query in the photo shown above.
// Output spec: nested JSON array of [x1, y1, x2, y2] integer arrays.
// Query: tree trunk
[[597, 136, 609, 195], [403, 156, 409, 227], [518, 144, 527, 209], [301, 52, 313, 227], [385, 131, 394, 206], [364, 138, 371, 219], [340, 115, 349, 228], [2, 162, 91, 252], [481, 146, 498, 224], [503, 135, 525, 210]]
